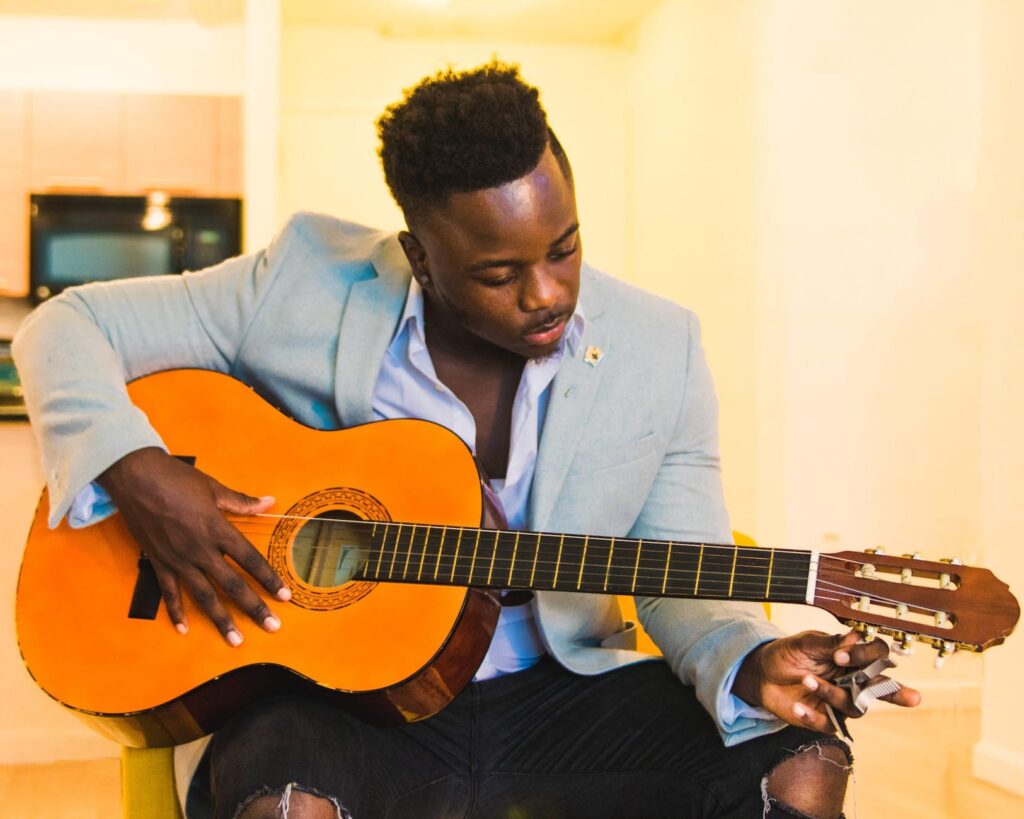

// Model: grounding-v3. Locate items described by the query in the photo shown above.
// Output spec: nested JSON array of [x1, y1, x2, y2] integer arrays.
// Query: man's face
[[399, 146, 581, 359]]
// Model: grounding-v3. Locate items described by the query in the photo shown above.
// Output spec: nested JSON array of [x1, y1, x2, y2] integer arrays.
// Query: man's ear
[[398, 230, 431, 287]]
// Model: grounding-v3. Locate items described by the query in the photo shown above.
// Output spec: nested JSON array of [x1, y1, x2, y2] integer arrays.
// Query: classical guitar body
[[17, 369, 500, 747]]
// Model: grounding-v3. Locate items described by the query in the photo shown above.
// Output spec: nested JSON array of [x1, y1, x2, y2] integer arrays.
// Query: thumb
[[214, 484, 275, 515]]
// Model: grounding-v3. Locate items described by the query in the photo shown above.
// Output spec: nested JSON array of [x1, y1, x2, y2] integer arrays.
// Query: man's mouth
[[523, 315, 568, 346]]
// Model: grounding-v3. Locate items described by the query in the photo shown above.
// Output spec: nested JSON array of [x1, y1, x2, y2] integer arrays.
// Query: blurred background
[[1, 1, 1022, 815]]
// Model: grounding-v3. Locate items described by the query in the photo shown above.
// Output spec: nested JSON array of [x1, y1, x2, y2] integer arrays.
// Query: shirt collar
[[393, 276, 587, 359]]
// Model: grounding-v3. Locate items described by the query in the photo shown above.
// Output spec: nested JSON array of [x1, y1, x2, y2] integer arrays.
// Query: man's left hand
[[732, 630, 922, 733]]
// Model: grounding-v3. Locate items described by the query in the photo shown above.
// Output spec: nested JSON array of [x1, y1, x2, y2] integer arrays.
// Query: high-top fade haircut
[[377, 59, 571, 222]]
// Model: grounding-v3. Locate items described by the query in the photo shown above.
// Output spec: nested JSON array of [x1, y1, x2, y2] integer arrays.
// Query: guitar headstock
[[812, 549, 1020, 663]]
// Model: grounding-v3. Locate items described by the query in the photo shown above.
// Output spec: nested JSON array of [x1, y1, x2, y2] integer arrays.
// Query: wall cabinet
[[29, 92, 123, 192], [0, 91, 242, 296]]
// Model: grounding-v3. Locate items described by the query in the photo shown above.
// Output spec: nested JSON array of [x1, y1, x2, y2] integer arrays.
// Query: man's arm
[[12, 243, 292, 642], [629, 311, 786, 742]]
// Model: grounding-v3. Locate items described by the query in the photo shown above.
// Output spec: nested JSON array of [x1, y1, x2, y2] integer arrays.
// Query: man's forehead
[[430, 152, 576, 248]]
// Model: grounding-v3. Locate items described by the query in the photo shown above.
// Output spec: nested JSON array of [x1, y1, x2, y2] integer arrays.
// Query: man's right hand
[[98, 447, 291, 646]]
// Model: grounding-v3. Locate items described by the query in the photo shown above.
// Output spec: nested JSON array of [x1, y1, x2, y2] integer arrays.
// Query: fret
[[581, 536, 610, 589], [661, 542, 672, 594], [449, 528, 464, 583], [401, 524, 416, 579], [468, 528, 483, 584], [731, 547, 769, 600], [529, 532, 542, 587], [695, 544, 733, 597], [769, 551, 813, 602], [416, 525, 430, 581], [553, 534, 586, 591], [727, 545, 738, 597], [576, 535, 590, 590], [373, 523, 388, 579], [552, 534, 566, 587], [603, 537, 615, 591], [507, 531, 522, 586], [765, 549, 776, 599], [434, 526, 447, 581], [387, 524, 402, 579], [630, 539, 643, 592], [485, 530, 500, 586], [693, 544, 704, 594], [607, 537, 639, 594]]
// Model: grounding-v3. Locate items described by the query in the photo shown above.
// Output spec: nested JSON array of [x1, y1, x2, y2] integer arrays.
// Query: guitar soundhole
[[267, 487, 389, 611], [292, 511, 367, 588]]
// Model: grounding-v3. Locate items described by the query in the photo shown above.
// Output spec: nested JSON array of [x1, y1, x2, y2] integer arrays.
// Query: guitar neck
[[357, 522, 812, 603]]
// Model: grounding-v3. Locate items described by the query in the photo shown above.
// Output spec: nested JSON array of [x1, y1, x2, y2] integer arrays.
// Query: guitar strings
[[226, 513, 939, 575], [225, 526, 939, 590]]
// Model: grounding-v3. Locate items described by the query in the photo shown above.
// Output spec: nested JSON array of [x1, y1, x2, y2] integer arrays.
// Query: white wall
[[0, 16, 244, 94], [279, 25, 632, 279], [631, 0, 1005, 699]]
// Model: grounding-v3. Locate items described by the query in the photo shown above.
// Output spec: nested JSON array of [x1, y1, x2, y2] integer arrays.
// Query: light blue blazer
[[13, 212, 784, 742]]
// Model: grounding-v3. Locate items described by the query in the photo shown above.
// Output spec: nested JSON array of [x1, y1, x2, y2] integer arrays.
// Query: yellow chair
[[121, 532, 763, 817]]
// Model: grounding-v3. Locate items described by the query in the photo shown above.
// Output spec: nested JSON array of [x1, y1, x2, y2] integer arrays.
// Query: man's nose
[[519, 266, 560, 313]]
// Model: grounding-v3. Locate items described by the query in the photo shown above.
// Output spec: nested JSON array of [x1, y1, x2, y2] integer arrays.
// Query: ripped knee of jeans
[[231, 782, 352, 819], [760, 739, 853, 819]]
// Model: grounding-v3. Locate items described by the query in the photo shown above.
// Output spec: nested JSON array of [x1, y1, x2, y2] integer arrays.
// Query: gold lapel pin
[[584, 345, 604, 366]]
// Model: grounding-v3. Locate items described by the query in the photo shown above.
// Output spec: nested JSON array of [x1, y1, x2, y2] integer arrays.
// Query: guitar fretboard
[[356, 523, 810, 602]]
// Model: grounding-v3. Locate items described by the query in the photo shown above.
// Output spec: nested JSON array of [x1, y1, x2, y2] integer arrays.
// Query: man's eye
[[551, 244, 578, 261], [482, 273, 515, 287]]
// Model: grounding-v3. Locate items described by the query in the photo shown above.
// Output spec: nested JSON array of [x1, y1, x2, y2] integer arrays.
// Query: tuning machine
[[934, 640, 956, 669]]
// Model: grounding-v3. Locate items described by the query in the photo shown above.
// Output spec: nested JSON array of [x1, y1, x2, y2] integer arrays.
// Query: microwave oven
[[29, 194, 242, 301]]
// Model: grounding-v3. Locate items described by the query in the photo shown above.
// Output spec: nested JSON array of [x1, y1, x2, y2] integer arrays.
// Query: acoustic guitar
[[16, 370, 1020, 748]]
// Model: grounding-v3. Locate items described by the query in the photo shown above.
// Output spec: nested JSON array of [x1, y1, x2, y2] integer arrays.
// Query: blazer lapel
[[333, 235, 411, 427], [529, 271, 607, 531]]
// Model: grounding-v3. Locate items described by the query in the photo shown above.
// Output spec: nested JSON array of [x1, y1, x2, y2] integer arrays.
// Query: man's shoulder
[[270, 211, 398, 272], [581, 264, 697, 342]]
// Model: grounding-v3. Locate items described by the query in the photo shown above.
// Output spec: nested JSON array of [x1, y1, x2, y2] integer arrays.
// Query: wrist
[[97, 446, 166, 494], [732, 641, 771, 708]]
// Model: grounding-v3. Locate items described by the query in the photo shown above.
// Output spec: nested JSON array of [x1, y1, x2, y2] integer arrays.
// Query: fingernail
[[793, 703, 807, 718], [226, 630, 243, 647], [175, 623, 188, 636], [277, 587, 292, 601], [803, 675, 818, 691], [835, 651, 851, 665], [264, 615, 281, 632], [259, 495, 275, 504]]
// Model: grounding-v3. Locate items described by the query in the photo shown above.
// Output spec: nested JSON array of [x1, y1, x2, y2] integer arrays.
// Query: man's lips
[[522, 315, 568, 346]]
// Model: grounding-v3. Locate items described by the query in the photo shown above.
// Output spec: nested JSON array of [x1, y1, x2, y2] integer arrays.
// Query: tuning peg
[[893, 633, 914, 656], [939, 572, 951, 589], [900, 567, 912, 584], [857, 563, 876, 579], [858, 595, 870, 612], [896, 603, 908, 618], [865, 546, 886, 556], [940, 556, 963, 566], [902, 551, 923, 560], [864, 625, 878, 641], [934, 611, 947, 627], [934, 640, 956, 669]]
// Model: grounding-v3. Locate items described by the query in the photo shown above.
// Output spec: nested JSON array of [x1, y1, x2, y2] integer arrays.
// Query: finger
[[834, 635, 889, 667], [879, 681, 922, 708], [802, 674, 859, 717], [207, 553, 282, 633], [151, 558, 188, 635], [180, 568, 245, 647], [792, 700, 833, 733], [214, 484, 275, 517], [219, 525, 292, 603]]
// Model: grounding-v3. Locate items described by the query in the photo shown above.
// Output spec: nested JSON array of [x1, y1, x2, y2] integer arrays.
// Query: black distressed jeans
[[187, 657, 850, 818]]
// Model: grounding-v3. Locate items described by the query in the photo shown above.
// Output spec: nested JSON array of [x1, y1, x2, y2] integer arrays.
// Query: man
[[14, 62, 918, 818]]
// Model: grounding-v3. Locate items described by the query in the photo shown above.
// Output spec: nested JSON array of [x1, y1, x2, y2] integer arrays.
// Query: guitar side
[[16, 369, 501, 747]]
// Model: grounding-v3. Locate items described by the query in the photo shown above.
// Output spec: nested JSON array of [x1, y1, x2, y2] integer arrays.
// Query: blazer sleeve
[[11, 246, 279, 527], [631, 312, 785, 737]]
